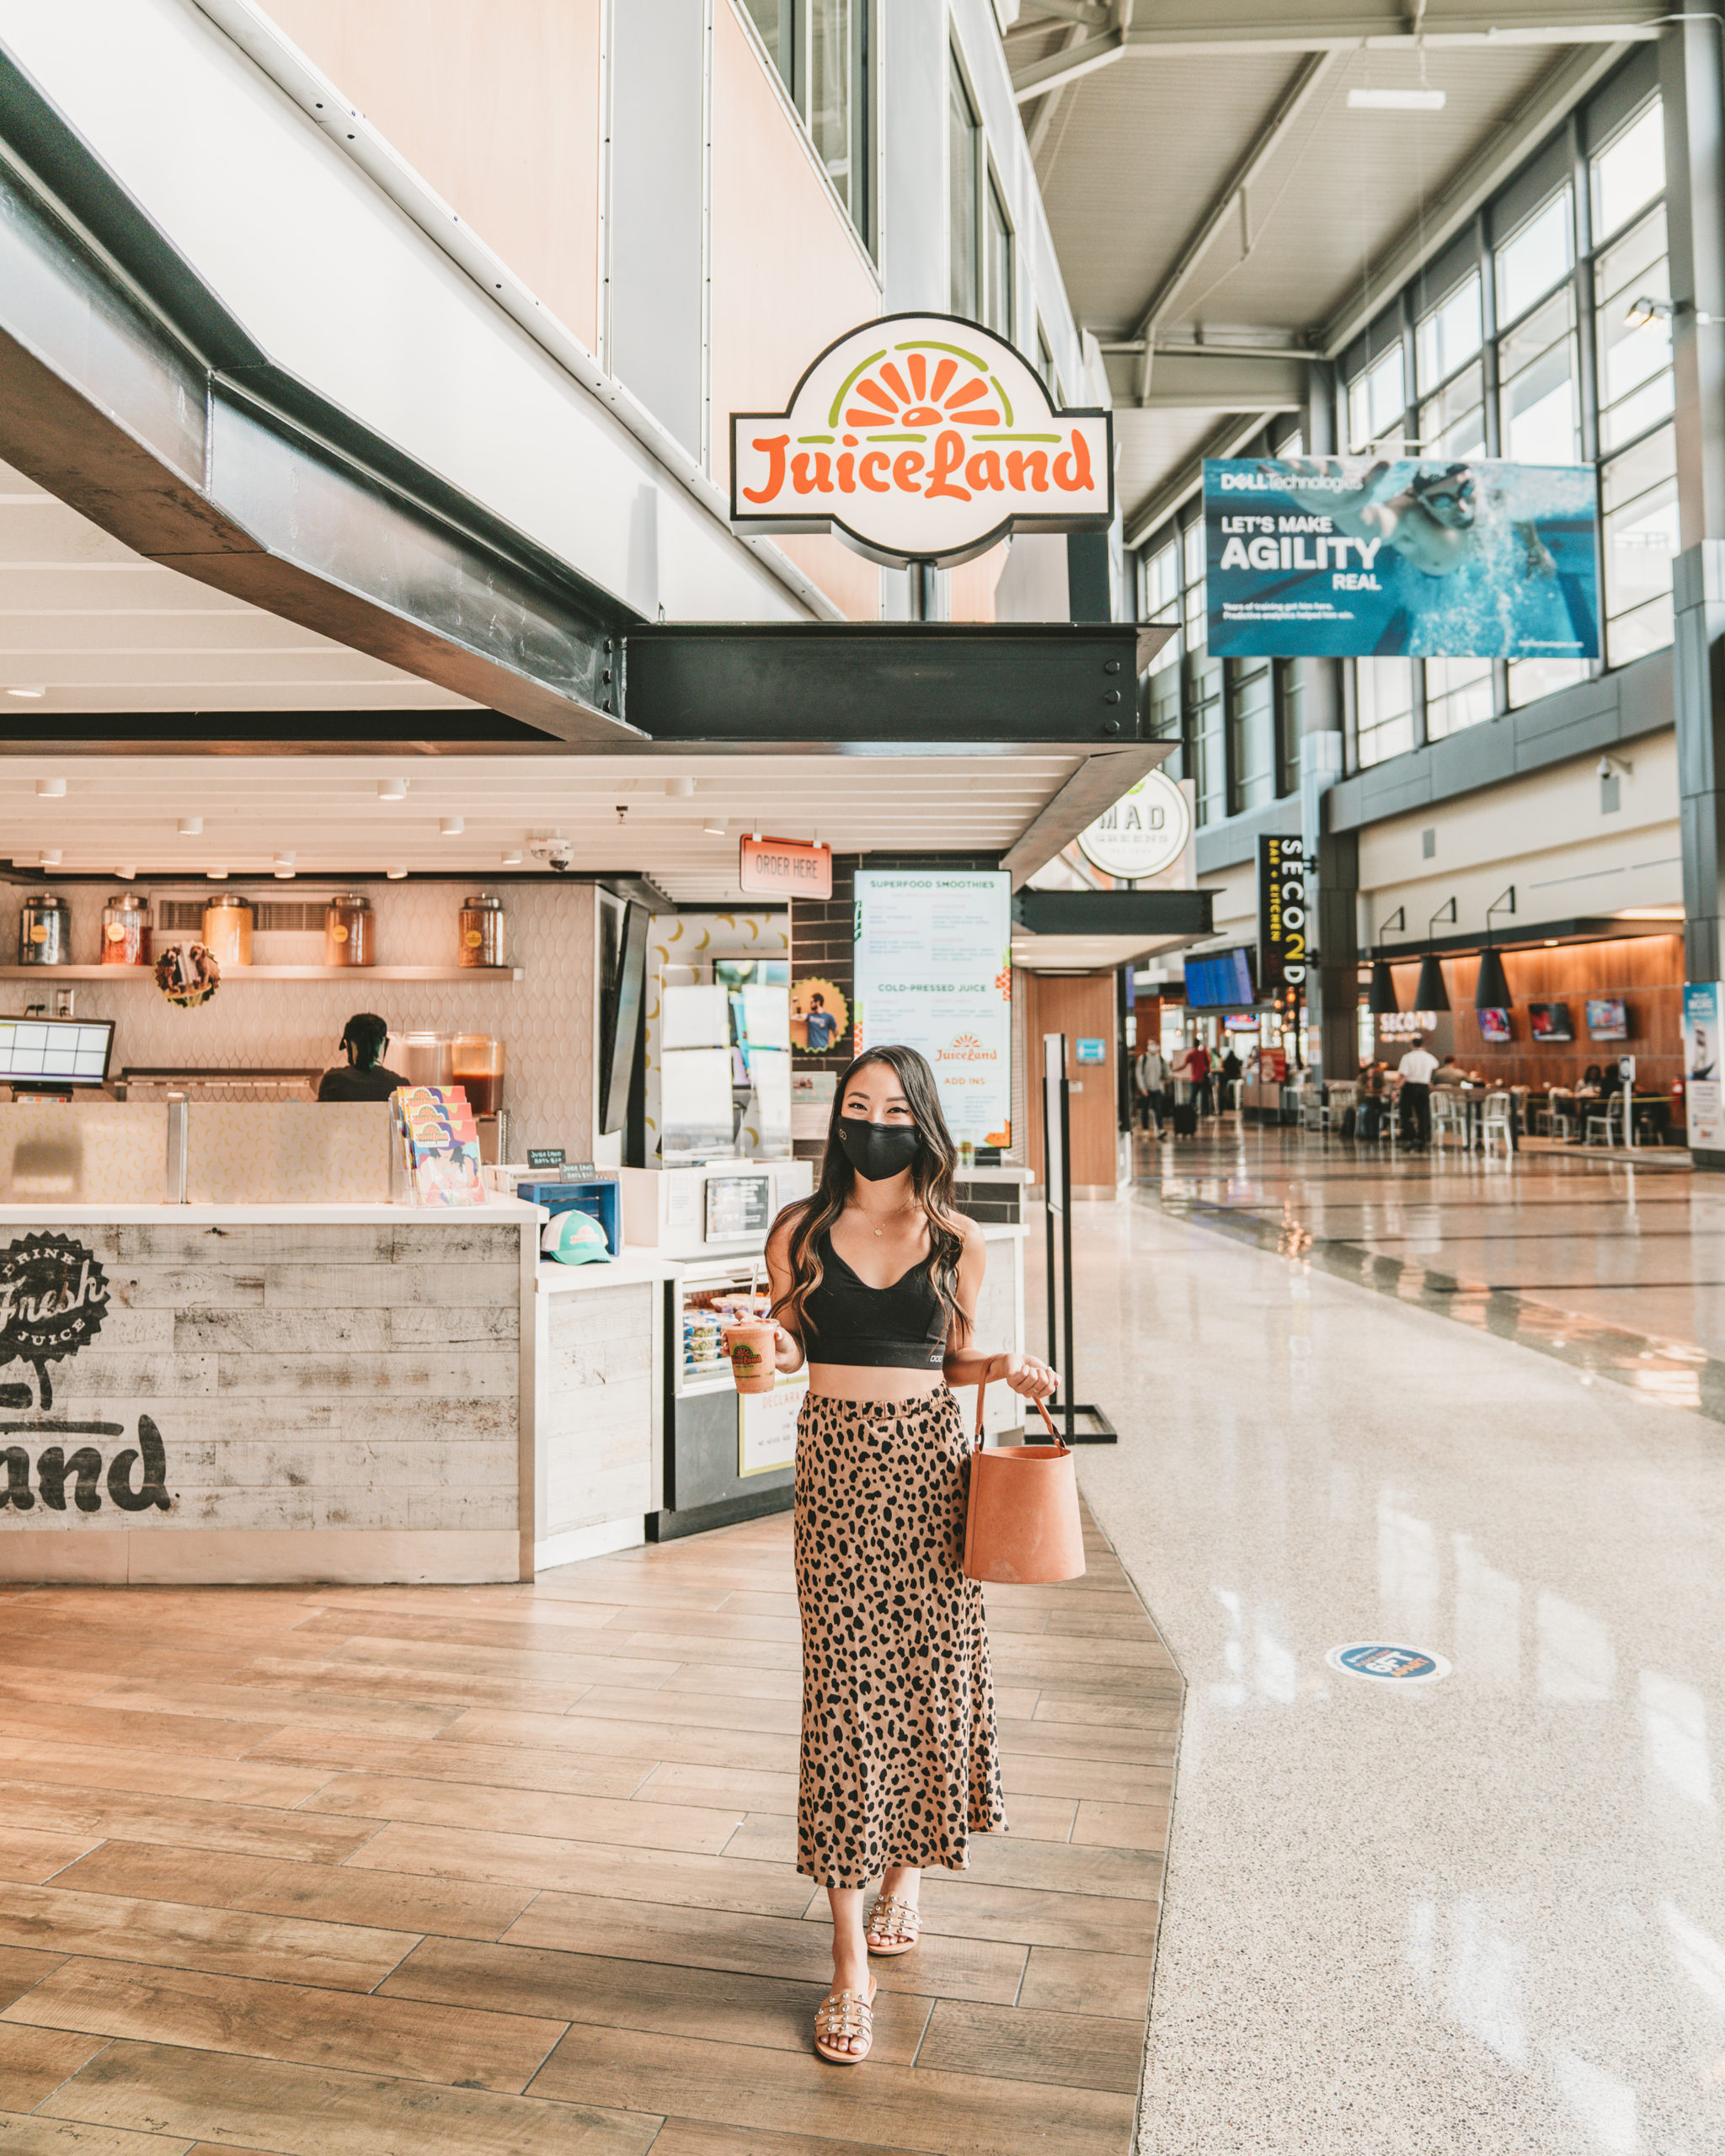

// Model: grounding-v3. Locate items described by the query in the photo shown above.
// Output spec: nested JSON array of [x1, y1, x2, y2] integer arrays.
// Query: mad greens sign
[[1077, 771, 1191, 881], [730, 313, 1113, 568]]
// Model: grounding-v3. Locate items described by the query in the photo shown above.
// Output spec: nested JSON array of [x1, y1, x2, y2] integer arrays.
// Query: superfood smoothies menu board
[[852, 871, 1012, 1147]]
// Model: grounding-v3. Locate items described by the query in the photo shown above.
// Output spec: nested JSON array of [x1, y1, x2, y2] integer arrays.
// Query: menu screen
[[0, 1019, 115, 1085]]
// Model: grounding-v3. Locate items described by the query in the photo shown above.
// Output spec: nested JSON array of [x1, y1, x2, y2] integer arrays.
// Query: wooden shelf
[[0, 966, 523, 983]]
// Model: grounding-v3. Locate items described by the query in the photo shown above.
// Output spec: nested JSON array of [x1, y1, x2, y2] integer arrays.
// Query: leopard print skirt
[[793, 1385, 1007, 1890]]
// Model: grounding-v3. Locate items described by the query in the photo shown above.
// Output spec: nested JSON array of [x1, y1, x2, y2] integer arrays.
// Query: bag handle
[[975, 1380, 1063, 1448]]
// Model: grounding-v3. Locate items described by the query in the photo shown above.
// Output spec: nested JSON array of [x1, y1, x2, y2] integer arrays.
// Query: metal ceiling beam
[[0, 44, 642, 750], [1130, 53, 1338, 405], [1131, 350, 1310, 410], [1123, 412, 1283, 549], [622, 625, 1152, 748], [1012, 887, 1214, 936], [1318, 40, 1630, 355], [1112, 0, 1657, 55], [1012, 26, 1126, 100], [1012, 0, 1112, 29], [1001, 748, 1167, 885]]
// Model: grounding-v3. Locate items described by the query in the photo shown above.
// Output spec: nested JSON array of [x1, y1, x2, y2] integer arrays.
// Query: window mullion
[[1479, 210, 1503, 458]]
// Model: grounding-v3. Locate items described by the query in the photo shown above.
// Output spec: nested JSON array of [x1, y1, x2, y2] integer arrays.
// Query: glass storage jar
[[397, 1033, 453, 1089], [324, 893, 373, 967], [458, 893, 506, 969], [202, 893, 254, 968], [101, 893, 150, 966], [18, 892, 70, 966], [451, 1033, 505, 1115]]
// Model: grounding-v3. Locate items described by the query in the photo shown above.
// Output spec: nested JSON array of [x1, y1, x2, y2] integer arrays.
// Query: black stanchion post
[[1040, 1029, 1116, 1444]]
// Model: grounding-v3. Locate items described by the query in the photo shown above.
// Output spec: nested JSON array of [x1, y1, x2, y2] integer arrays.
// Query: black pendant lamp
[[1370, 907, 1406, 1015], [1474, 886, 1516, 1011], [1413, 953, 1451, 1014], [1415, 897, 1457, 1014], [1474, 944, 1512, 1010]]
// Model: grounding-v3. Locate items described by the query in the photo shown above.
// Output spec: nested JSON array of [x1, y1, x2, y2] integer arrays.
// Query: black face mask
[[836, 1117, 922, 1182]]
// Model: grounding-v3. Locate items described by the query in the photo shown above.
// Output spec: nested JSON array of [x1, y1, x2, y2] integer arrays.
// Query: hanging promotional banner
[[1076, 769, 1192, 881], [1204, 457, 1600, 659], [731, 313, 1113, 568], [1258, 835, 1309, 993], [852, 870, 1012, 1145], [1685, 982, 1725, 1153]]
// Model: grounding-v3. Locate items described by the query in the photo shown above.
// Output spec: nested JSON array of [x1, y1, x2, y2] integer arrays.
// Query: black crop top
[[800, 1229, 948, 1369]]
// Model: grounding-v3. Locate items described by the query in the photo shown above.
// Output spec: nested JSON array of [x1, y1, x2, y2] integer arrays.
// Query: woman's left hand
[[997, 1353, 1059, 1402]]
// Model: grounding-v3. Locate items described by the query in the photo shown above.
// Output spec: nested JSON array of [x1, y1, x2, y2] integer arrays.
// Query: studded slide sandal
[[814, 1975, 877, 2064], [865, 1892, 921, 1956]]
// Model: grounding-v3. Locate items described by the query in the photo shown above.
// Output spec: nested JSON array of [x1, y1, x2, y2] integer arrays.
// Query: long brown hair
[[772, 1045, 969, 1348]]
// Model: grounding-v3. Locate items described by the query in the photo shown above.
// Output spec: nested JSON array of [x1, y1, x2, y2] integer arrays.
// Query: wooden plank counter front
[[0, 1201, 539, 1587]]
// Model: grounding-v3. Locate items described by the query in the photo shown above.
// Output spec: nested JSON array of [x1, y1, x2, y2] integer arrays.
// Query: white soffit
[[0, 461, 474, 715], [1, 750, 1093, 905]]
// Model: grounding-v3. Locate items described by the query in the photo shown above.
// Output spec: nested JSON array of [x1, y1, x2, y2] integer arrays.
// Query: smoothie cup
[[724, 1320, 778, 1395]]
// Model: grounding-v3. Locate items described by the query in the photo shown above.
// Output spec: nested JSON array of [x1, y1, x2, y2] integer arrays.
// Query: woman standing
[[763, 1046, 1058, 2066]]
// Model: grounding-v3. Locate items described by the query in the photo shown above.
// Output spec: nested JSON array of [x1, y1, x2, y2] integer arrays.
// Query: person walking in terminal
[[763, 1045, 1059, 2065], [1135, 1039, 1167, 1132], [1395, 1034, 1439, 1150], [1187, 1037, 1213, 1118]]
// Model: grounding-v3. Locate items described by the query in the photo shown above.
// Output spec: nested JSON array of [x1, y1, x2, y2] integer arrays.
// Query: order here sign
[[740, 835, 833, 899], [730, 312, 1113, 569]]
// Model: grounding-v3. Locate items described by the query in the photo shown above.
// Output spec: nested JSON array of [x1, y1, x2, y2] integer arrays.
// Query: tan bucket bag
[[962, 1385, 1086, 1584]]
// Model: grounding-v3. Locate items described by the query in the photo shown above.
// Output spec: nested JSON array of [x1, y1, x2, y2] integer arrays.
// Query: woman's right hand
[[773, 1322, 804, 1373]]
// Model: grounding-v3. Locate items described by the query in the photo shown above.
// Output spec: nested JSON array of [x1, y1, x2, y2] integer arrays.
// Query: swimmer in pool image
[[1273, 458, 1557, 583]]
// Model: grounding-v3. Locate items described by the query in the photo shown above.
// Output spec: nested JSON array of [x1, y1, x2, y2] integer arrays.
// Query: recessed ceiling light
[[179, 816, 202, 836], [1348, 87, 1445, 110], [665, 776, 696, 798], [5, 686, 45, 700], [440, 815, 464, 836], [35, 779, 66, 799], [378, 777, 409, 801], [385, 865, 409, 880], [500, 850, 523, 866]]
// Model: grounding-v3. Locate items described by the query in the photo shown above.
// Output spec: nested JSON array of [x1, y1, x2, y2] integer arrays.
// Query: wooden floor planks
[[0, 1502, 1181, 2155]]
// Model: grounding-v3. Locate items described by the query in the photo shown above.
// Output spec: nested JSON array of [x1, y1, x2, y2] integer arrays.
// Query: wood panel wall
[[1021, 973, 1120, 1195], [1386, 933, 1682, 1091]]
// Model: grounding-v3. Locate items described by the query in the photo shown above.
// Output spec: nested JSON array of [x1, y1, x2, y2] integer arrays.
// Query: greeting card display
[[390, 1086, 484, 1207]]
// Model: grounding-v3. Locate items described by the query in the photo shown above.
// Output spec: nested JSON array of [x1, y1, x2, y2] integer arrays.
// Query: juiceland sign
[[730, 313, 1114, 568]]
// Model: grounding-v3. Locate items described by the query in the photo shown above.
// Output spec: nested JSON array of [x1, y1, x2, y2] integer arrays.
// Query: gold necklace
[[854, 1198, 918, 1239]]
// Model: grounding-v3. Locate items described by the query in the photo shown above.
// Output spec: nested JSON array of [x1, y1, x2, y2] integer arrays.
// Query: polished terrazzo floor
[[1049, 1129, 1725, 2153], [1138, 1123, 1725, 1420]]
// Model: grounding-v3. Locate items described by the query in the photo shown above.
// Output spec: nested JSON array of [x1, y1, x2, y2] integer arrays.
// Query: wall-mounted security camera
[[528, 834, 574, 873]]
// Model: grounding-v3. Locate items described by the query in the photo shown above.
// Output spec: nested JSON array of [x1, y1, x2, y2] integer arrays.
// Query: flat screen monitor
[[1529, 1001, 1573, 1042], [1586, 996, 1627, 1040], [1478, 1007, 1512, 1043], [1223, 1014, 1260, 1033], [0, 1018, 115, 1087], [1183, 947, 1257, 1010], [598, 900, 649, 1136]]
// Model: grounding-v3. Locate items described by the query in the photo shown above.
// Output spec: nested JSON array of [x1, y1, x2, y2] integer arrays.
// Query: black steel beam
[[623, 622, 1145, 745], [1370, 914, 1678, 960], [0, 47, 638, 747], [1012, 888, 1215, 936]]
